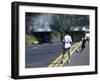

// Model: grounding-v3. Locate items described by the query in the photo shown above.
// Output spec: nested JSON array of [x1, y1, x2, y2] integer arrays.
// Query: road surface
[[25, 42, 63, 68], [25, 41, 89, 68]]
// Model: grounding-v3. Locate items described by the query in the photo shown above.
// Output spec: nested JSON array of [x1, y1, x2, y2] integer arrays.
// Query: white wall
[[0, 0, 99, 81]]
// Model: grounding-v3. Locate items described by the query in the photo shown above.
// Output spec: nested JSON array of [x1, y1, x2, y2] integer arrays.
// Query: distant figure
[[61, 31, 72, 64], [80, 37, 87, 52]]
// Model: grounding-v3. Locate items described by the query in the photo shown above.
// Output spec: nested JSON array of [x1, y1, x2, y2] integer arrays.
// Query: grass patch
[[25, 34, 39, 45]]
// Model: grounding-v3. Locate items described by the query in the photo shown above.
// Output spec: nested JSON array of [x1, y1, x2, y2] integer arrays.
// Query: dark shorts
[[82, 45, 85, 49], [63, 48, 70, 55]]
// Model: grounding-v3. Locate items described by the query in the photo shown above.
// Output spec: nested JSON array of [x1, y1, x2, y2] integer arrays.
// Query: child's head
[[65, 31, 69, 35]]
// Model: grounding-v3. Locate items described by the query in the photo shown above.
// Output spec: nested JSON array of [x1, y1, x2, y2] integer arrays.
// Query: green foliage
[[25, 34, 39, 45], [52, 30, 60, 37], [51, 14, 89, 32], [51, 30, 61, 42]]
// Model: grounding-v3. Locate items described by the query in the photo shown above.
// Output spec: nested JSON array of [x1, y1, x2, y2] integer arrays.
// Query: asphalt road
[[25, 42, 63, 68], [65, 41, 89, 66], [25, 41, 89, 68]]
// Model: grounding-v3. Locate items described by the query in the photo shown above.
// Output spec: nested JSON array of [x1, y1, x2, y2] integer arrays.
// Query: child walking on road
[[80, 37, 87, 52], [61, 31, 72, 64]]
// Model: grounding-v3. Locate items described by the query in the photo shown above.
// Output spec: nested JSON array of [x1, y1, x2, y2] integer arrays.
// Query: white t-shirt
[[63, 35, 72, 48]]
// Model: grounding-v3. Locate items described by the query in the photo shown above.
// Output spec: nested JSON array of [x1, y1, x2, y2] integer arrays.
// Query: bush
[[25, 34, 39, 45], [51, 30, 61, 42]]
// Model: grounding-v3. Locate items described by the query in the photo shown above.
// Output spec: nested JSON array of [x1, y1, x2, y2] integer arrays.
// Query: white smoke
[[32, 14, 52, 32]]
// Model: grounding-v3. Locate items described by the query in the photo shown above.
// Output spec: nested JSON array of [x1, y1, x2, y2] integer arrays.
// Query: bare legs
[[61, 48, 70, 64]]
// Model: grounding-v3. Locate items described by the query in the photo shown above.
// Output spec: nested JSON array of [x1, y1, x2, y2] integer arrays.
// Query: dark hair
[[65, 31, 69, 34]]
